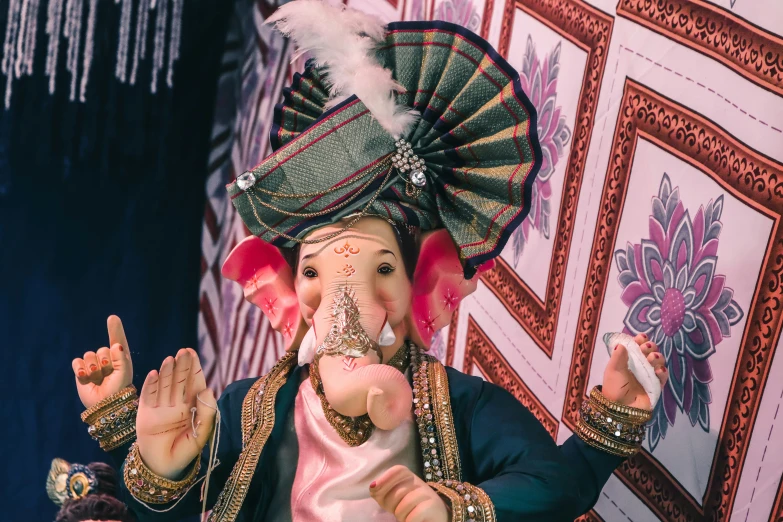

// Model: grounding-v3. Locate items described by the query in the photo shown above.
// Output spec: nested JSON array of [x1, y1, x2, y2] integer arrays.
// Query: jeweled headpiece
[[228, 0, 542, 278], [46, 458, 99, 506]]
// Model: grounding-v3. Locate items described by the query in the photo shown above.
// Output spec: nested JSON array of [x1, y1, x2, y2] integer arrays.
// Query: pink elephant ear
[[410, 230, 495, 348], [221, 236, 307, 350]]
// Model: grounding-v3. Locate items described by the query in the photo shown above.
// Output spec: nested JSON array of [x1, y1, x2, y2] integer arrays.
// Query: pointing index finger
[[107, 315, 129, 351]]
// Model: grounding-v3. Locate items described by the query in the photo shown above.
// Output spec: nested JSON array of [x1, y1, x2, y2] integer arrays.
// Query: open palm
[[136, 348, 216, 479]]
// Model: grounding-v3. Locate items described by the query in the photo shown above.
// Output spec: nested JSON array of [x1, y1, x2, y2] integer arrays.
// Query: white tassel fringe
[[2, 0, 185, 107]]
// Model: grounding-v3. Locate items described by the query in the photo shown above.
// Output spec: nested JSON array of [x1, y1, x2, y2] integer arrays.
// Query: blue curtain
[[0, 2, 234, 520]]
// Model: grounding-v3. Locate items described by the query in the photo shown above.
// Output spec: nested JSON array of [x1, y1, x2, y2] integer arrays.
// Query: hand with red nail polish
[[602, 333, 668, 409], [71, 315, 134, 409]]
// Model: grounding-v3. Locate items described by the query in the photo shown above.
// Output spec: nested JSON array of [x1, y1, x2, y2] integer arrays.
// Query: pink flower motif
[[613, 173, 744, 450], [513, 37, 572, 266]]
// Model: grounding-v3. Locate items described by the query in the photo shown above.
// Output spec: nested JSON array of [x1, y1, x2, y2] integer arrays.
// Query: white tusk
[[603, 332, 661, 407], [378, 321, 397, 347], [298, 326, 317, 366]]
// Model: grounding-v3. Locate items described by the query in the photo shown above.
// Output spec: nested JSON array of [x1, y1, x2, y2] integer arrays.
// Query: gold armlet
[[576, 386, 652, 457], [429, 481, 496, 522], [123, 442, 201, 504], [81, 386, 138, 451]]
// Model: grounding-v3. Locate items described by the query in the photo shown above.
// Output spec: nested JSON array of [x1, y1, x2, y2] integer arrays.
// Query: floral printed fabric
[[614, 173, 744, 450], [512, 37, 572, 266]]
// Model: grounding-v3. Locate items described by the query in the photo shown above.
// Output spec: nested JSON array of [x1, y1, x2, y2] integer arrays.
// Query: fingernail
[[640, 333, 648, 339], [369, 481, 377, 489], [614, 346, 618, 351], [101, 359, 109, 366], [90, 364, 97, 371], [118, 344, 124, 352], [646, 342, 652, 348], [77, 369, 85, 377]]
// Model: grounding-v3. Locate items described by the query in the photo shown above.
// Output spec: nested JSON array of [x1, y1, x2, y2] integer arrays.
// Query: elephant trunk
[[319, 357, 412, 431]]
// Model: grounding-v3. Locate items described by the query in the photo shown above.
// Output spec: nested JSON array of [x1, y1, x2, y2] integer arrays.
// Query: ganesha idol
[[69, 2, 669, 521]]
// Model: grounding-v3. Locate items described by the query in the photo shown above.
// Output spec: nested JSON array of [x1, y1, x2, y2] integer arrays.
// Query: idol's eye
[[302, 267, 318, 278], [377, 264, 395, 275]]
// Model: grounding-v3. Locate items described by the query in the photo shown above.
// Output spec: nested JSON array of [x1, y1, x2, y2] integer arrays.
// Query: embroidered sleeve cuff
[[81, 386, 138, 452], [123, 442, 201, 505], [576, 385, 652, 457], [428, 481, 496, 522]]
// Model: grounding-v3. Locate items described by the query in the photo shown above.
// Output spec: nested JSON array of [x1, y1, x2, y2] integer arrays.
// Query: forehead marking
[[299, 233, 393, 260], [334, 241, 360, 258]]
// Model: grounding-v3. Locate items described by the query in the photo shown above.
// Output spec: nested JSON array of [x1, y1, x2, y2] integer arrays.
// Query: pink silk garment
[[284, 372, 421, 521]]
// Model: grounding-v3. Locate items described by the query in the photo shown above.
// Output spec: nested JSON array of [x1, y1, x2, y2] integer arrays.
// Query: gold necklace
[[309, 342, 413, 447]]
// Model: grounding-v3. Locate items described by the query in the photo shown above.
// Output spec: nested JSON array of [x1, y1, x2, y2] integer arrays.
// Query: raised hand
[[602, 333, 669, 410], [136, 348, 217, 479], [72, 316, 134, 409], [370, 465, 449, 522]]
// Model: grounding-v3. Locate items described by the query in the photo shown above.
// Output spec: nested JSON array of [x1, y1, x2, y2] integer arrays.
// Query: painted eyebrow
[[301, 253, 317, 263], [376, 249, 397, 259]]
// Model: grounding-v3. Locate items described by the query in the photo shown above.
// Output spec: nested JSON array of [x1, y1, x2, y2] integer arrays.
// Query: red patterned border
[[482, 0, 613, 357], [561, 79, 783, 521], [574, 510, 604, 522], [480, 0, 495, 39], [771, 477, 783, 522], [617, 0, 783, 96], [464, 315, 558, 439]]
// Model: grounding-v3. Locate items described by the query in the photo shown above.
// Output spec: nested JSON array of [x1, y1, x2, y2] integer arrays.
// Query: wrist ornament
[[123, 442, 201, 504], [576, 385, 652, 457], [429, 480, 496, 522], [81, 385, 138, 451]]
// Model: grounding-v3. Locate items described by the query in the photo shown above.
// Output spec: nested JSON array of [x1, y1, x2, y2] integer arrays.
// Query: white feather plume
[[267, 0, 418, 137]]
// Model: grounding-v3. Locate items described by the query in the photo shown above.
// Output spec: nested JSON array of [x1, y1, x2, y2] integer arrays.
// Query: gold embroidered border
[[429, 482, 497, 522], [240, 374, 268, 448], [429, 483, 467, 522], [429, 358, 462, 482], [468, 483, 497, 522], [208, 352, 296, 522]]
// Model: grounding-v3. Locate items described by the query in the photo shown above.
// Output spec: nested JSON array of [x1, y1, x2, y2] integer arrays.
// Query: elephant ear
[[222, 236, 307, 350], [410, 230, 494, 349]]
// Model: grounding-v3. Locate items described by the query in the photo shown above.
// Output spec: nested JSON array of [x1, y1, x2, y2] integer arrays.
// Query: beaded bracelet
[[81, 386, 138, 451], [123, 442, 201, 504]]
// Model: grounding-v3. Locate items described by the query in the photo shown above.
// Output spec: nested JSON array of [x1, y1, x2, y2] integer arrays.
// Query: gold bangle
[[124, 442, 201, 504], [580, 400, 646, 444], [575, 418, 641, 457], [100, 425, 137, 451], [589, 386, 652, 423], [428, 481, 496, 522], [575, 387, 650, 456], [81, 387, 138, 451], [81, 386, 137, 424]]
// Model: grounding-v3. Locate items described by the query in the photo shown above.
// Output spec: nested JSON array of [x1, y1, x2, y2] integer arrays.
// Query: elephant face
[[294, 217, 414, 364], [221, 217, 494, 430]]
